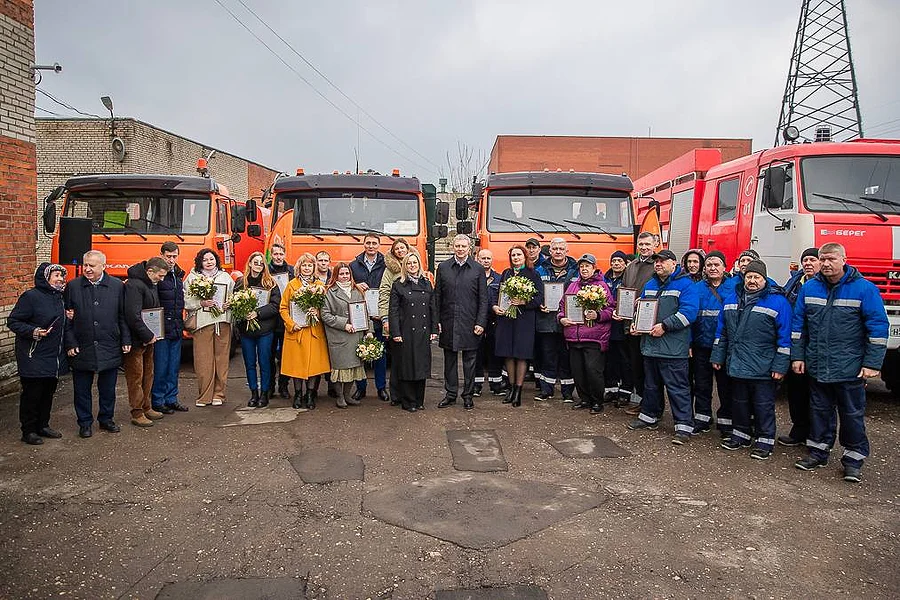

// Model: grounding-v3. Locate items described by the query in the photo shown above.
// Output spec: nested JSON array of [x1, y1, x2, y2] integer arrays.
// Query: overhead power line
[[35, 105, 62, 116], [212, 0, 439, 178], [234, 0, 443, 174], [36, 88, 103, 118]]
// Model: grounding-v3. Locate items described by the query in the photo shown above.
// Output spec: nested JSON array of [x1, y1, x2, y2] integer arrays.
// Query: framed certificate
[[633, 298, 659, 333], [544, 282, 564, 311], [365, 289, 380, 318], [498, 291, 511, 311], [273, 273, 289, 294], [250, 287, 271, 309], [564, 294, 584, 324], [349, 301, 369, 331], [290, 302, 309, 328], [207, 282, 228, 312], [616, 287, 638, 319], [141, 308, 164, 339]]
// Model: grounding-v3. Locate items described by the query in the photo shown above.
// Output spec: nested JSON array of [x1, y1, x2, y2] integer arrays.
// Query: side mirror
[[762, 166, 786, 210], [457, 221, 473, 235], [42, 203, 57, 234], [231, 205, 247, 233], [230, 233, 242, 244], [471, 181, 484, 200], [247, 224, 262, 238], [436, 201, 450, 225], [455, 197, 469, 221], [245, 199, 258, 222], [431, 224, 448, 239]]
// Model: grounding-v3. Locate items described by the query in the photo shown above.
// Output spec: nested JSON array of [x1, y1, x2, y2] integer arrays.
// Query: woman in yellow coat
[[279, 253, 330, 410]]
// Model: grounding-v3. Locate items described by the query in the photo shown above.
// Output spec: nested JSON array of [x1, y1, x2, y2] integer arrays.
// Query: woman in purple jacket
[[558, 254, 616, 414]]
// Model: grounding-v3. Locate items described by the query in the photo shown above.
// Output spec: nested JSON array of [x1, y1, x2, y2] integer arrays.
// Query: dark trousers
[[785, 370, 811, 441], [626, 334, 645, 398], [151, 337, 182, 409], [241, 332, 273, 391], [537, 332, 575, 397], [270, 329, 289, 391], [808, 379, 869, 468], [638, 356, 693, 435], [399, 379, 426, 410], [474, 326, 504, 390], [691, 346, 732, 430], [19, 376, 58, 435], [443, 348, 478, 402], [357, 320, 387, 393], [604, 339, 632, 395], [730, 377, 777, 450], [72, 368, 118, 427], [568, 342, 605, 405]]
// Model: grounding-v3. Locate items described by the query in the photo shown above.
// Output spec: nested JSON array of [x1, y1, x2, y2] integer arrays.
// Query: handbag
[[184, 309, 198, 332]]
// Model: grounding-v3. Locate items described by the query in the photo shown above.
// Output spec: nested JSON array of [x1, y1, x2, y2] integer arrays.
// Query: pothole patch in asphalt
[[288, 448, 365, 483], [435, 585, 548, 599], [222, 406, 306, 427], [364, 472, 603, 549], [155, 576, 307, 599], [446, 429, 508, 472], [547, 435, 631, 458]]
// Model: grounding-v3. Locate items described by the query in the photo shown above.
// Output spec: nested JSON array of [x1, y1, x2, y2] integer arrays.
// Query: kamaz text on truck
[[632, 139, 900, 390]]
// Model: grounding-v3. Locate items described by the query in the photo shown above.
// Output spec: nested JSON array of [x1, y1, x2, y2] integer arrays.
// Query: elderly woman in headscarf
[[7, 263, 69, 445]]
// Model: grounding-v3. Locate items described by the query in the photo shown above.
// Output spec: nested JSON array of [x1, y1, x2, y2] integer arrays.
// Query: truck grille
[[857, 262, 900, 298]]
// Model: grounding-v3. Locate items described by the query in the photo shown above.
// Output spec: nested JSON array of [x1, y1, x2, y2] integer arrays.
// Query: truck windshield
[[280, 191, 420, 235], [802, 155, 900, 214], [486, 190, 634, 233], [65, 192, 211, 235]]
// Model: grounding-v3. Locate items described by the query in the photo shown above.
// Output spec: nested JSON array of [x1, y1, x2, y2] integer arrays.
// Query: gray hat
[[577, 253, 597, 266], [738, 248, 760, 261], [745, 260, 767, 278]]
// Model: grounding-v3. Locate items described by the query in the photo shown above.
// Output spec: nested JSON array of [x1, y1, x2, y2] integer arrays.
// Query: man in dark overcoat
[[434, 234, 488, 410], [64, 250, 132, 438]]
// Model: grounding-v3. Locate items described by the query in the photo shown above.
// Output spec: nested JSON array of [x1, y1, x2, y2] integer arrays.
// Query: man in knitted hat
[[779, 247, 821, 446], [604, 250, 632, 405], [712, 259, 792, 460]]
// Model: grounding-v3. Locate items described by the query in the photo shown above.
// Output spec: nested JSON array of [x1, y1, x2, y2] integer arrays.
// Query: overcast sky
[[33, 0, 900, 183]]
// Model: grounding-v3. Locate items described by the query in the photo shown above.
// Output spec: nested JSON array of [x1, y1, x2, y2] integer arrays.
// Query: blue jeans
[[638, 356, 693, 435], [72, 368, 118, 427], [808, 379, 869, 468], [356, 320, 387, 393], [241, 332, 274, 391], [730, 377, 777, 450], [151, 337, 182, 409]]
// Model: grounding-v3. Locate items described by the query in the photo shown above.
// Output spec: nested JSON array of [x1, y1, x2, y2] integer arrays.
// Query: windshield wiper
[[314, 226, 362, 242], [344, 225, 394, 241], [102, 218, 149, 240], [563, 219, 617, 240], [91, 223, 111, 240], [861, 195, 900, 209], [492, 216, 544, 239], [529, 217, 581, 239], [812, 192, 887, 222], [133, 217, 185, 241]]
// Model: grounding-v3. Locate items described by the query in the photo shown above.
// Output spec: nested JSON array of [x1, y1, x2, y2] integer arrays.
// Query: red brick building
[[0, 0, 36, 390], [489, 135, 753, 180]]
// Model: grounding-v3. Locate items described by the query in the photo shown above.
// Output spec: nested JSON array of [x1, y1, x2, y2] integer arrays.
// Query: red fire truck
[[633, 139, 900, 389]]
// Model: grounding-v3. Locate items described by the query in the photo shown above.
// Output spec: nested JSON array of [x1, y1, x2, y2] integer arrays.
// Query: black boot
[[305, 389, 316, 410], [502, 386, 514, 404], [248, 389, 260, 408], [512, 385, 522, 407], [292, 389, 304, 409], [278, 375, 291, 399], [258, 390, 270, 408]]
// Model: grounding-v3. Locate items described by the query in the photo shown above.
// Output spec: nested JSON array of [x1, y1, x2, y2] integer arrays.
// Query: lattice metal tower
[[775, 0, 863, 145]]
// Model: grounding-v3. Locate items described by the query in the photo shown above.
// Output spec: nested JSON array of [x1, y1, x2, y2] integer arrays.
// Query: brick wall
[[0, 0, 36, 389], [489, 136, 753, 180], [35, 118, 279, 261]]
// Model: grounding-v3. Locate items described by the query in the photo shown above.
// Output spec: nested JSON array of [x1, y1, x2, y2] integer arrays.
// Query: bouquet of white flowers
[[499, 275, 538, 319], [356, 337, 385, 362], [230, 288, 260, 331], [187, 275, 221, 317]]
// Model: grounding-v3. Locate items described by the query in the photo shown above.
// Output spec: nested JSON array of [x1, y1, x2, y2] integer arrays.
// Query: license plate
[[891, 326, 900, 338]]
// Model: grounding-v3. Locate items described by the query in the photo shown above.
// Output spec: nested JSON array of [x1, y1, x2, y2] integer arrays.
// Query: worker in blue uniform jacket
[[790, 243, 888, 483], [711, 260, 792, 460]]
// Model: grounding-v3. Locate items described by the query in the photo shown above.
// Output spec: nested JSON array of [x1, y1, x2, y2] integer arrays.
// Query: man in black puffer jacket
[[7, 263, 69, 445], [65, 250, 131, 439], [124, 258, 168, 428], [152, 241, 189, 414]]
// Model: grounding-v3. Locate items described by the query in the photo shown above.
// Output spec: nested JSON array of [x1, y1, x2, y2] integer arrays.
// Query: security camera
[[31, 63, 63, 73], [53, 63, 62, 73]]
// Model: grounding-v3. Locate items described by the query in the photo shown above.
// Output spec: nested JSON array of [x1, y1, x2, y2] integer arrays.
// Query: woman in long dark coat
[[493, 244, 544, 407], [389, 251, 438, 412]]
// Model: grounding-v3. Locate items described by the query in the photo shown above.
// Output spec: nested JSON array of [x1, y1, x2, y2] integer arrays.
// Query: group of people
[[8, 231, 887, 483]]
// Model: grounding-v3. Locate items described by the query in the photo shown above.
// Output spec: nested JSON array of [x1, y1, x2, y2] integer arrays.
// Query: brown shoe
[[144, 409, 164, 420], [624, 404, 642, 416], [131, 415, 154, 427]]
